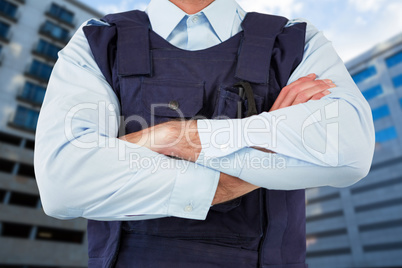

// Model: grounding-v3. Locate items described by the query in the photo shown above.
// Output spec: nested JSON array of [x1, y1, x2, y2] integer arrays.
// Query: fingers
[[270, 74, 316, 111], [310, 91, 330, 100], [270, 74, 336, 111], [291, 80, 334, 106]]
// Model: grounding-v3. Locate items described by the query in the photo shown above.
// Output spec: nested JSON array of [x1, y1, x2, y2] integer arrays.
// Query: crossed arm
[[34, 21, 374, 221], [121, 75, 336, 205]]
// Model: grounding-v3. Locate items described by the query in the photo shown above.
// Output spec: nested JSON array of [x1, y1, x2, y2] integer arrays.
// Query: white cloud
[[326, 0, 402, 62], [237, 0, 303, 18], [98, 0, 147, 14], [348, 0, 386, 13]]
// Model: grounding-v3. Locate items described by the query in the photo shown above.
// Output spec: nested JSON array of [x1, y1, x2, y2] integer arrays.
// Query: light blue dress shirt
[[34, 0, 375, 221]]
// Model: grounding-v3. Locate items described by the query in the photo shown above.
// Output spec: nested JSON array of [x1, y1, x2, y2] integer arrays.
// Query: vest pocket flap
[[142, 80, 205, 117]]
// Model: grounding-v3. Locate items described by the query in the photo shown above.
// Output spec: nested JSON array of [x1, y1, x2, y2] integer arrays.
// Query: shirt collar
[[146, 0, 241, 41], [146, 0, 187, 40], [202, 0, 239, 42]]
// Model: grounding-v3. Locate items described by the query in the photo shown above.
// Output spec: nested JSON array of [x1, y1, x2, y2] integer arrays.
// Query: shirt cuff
[[167, 162, 220, 220], [196, 118, 244, 163], [196, 115, 275, 162]]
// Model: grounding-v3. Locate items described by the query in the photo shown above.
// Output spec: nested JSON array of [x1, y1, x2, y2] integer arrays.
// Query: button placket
[[191, 15, 199, 23]]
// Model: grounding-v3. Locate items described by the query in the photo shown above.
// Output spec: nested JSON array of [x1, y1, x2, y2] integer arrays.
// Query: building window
[[0, 20, 10, 40], [352, 66, 377, 84], [25, 139, 35, 150], [27, 59, 53, 81], [19, 81, 46, 105], [36, 226, 84, 244], [0, 157, 15, 173], [18, 163, 35, 178], [385, 50, 402, 68], [9, 191, 39, 208], [0, 131, 21, 146], [376, 126, 398, 143], [12, 106, 39, 131], [392, 74, 402, 89], [39, 21, 69, 42], [0, 0, 18, 20], [48, 3, 74, 25], [372, 105, 390, 121], [34, 39, 61, 60], [1, 222, 32, 239], [0, 189, 5, 203], [362, 84, 383, 100]]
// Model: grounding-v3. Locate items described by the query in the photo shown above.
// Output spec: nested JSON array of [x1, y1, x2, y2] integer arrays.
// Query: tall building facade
[[306, 33, 402, 268], [0, 0, 102, 266]]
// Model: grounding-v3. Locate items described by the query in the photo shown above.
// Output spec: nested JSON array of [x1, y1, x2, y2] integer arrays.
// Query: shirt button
[[191, 16, 199, 23], [184, 205, 193, 212], [168, 100, 179, 111]]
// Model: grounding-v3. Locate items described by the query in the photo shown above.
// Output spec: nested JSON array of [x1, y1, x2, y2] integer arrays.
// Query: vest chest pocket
[[213, 85, 264, 119], [141, 79, 205, 126], [211, 85, 264, 213]]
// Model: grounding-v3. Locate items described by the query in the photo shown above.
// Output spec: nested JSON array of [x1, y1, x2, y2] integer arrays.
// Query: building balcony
[[44, 3, 76, 29], [31, 41, 60, 63], [0, 9, 20, 23], [24, 61, 53, 84], [0, 29, 12, 43], [45, 11, 76, 29], [16, 87, 45, 107], [8, 106, 39, 134], [32, 49, 58, 62], [38, 23, 70, 45]]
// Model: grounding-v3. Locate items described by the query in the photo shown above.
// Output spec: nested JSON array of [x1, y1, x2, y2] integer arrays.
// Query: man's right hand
[[212, 173, 259, 205], [213, 74, 336, 205]]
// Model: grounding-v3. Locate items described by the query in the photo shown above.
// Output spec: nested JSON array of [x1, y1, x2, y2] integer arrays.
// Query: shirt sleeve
[[34, 21, 220, 221], [196, 19, 375, 189]]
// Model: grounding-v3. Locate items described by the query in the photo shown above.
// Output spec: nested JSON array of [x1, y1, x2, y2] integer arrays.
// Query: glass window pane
[[41, 21, 69, 41], [21, 82, 46, 104], [1, 222, 32, 239], [36, 226, 84, 244], [392, 74, 402, 89], [29, 60, 53, 81], [352, 66, 377, 84], [385, 51, 402, 68], [36, 39, 61, 59], [0, 21, 10, 39], [376, 127, 398, 143], [49, 3, 74, 24], [0, 0, 18, 18], [14, 106, 39, 131], [362, 85, 383, 100], [9, 191, 38, 208], [372, 105, 390, 121]]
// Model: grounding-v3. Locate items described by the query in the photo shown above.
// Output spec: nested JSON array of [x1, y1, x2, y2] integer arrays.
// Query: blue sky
[[79, 0, 402, 63]]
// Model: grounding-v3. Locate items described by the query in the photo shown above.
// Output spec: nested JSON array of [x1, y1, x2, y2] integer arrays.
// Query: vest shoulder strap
[[83, 10, 151, 87], [236, 12, 302, 85]]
